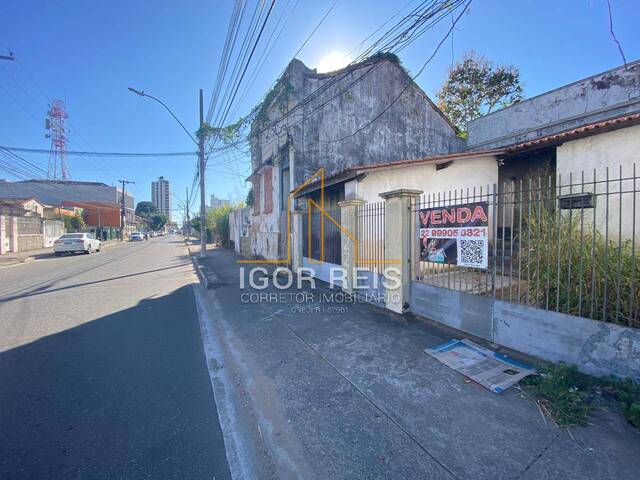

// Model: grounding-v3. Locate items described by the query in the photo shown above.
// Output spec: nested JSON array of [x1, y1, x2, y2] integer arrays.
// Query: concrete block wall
[[410, 282, 640, 380]]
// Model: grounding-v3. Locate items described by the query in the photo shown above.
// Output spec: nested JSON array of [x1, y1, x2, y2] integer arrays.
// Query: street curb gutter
[[187, 246, 276, 480], [190, 254, 209, 289]]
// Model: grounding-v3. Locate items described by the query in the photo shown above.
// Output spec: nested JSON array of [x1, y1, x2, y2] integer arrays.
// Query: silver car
[[53, 233, 101, 255]]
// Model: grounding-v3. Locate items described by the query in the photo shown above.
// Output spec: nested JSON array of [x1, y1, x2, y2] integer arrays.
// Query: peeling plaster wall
[[467, 61, 640, 150], [249, 58, 463, 260], [295, 60, 463, 185], [556, 124, 640, 242]]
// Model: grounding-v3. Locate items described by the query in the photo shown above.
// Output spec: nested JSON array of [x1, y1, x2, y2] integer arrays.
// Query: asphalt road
[[0, 236, 231, 479]]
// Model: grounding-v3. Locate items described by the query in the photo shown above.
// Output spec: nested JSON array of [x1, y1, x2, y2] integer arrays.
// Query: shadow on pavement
[[0, 264, 187, 303], [0, 285, 231, 480]]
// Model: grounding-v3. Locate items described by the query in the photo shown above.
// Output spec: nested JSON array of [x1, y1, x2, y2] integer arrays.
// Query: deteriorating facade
[[248, 55, 463, 260]]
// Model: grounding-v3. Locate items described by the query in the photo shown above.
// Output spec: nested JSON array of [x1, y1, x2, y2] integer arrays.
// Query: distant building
[[0, 197, 45, 217], [210, 194, 230, 209], [0, 179, 134, 209], [151, 176, 171, 222]]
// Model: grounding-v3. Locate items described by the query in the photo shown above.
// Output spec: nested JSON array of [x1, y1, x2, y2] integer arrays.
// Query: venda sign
[[419, 201, 489, 269]]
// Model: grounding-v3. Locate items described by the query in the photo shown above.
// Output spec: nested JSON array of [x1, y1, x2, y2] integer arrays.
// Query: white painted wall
[[354, 156, 499, 203], [557, 125, 640, 241]]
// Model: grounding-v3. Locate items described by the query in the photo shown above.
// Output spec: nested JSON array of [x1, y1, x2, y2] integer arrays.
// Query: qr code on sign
[[458, 239, 487, 267]]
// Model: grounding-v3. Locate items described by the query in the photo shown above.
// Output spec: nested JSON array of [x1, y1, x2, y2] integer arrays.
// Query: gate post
[[0, 215, 6, 255], [338, 199, 365, 293], [291, 209, 304, 272], [10, 216, 18, 252], [379, 189, 422, 313]]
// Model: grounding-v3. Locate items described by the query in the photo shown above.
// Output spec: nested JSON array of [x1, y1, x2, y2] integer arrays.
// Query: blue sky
[[1, 0, 638, 224]]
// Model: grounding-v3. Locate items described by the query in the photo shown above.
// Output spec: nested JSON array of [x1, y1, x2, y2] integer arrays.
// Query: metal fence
[[412, 164, 639, 328], [302, 205, 342, 265], [357, 201, 385, 275]]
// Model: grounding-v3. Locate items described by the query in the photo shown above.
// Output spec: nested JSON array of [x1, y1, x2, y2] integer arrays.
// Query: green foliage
[[245, 188, 254, 207], [368, 51, 402, 66], [522, 364, 595, 426], [135, 201, 158, 218], [149, 213, 168, 231], [190, 217, 201, 234], [601, 377, 640, 429], [521, 205, 640, 327], [437, 51, 523, 132], [251, 78, 293, 135], [523, 364, 640, 429], [198, 116, 253, 146], [206, 205, 233, 246], [64, 214, 85, 232]]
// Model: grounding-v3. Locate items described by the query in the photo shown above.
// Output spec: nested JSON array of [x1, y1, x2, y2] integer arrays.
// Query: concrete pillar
[[379, 189, 422, 313], [291, 209, 304, 271], [338, 199, 365, 293], [0, 215, 6, 255], [9, 216, 19, 253]]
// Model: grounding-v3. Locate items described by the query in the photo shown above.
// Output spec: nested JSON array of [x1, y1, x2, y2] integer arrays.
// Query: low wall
[[302, 257, 343, 288], [18, 234, 44, 252], [410, 282, 640, 379]]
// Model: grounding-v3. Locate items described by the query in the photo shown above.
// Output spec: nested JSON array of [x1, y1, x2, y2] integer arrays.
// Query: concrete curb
[[187, 246, 225, 289]]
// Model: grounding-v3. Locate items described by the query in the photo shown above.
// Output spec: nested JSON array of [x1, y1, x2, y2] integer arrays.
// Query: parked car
[[53, 233, 101, 255], [130, 233, 144, 242]]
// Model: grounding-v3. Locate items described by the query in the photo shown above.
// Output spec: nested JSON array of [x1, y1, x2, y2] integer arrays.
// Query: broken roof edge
[[250, 53, 460, 140], [501, 111, 640, 154]]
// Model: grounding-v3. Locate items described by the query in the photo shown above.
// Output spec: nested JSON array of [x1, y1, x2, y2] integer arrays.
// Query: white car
[[53, 233, 101, 255]]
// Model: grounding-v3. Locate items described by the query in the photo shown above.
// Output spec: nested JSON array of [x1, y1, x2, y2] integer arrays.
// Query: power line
[[0, 145, 198, 157], [252, 0, 466, 152], [320, 0, 471, 142]]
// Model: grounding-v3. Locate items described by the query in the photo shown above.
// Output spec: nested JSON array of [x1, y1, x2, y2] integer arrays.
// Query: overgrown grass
[[522, 364, 595, 426], [520, 206, 639, 327], [522, 363, 640, 429]]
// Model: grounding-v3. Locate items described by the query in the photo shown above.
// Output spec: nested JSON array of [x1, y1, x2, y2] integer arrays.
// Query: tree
[[206, 205, 233, 246], [245, 188, 254, 207], [437, 51, 523, 134], [149, 213, 168, 231], [135, 201, 158, 218], [64, 213, 85, 232]]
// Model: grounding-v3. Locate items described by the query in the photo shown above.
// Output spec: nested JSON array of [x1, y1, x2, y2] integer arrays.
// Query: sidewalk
[[193, 248, 640, 480], [0, 240, 120, 269]]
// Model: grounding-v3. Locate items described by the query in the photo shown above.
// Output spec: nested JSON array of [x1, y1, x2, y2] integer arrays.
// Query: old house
[[295, 59, 640, 247], [247, 54, 463, 260]]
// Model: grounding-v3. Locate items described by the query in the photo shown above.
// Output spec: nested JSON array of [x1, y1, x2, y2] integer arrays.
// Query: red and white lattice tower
[[45, 99, 69, 180]]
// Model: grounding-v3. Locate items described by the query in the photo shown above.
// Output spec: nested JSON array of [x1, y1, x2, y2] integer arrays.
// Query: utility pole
[[185, 186, 190, 239], [119, 179, 134, 241], [198, 89, 206, 256]]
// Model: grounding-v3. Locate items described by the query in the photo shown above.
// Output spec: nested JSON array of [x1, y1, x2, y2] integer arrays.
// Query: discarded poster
[[425, 338, 535, 393], [418, 201, 489, 269]]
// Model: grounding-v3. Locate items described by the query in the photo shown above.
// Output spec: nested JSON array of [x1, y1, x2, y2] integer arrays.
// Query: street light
[[128, 86, 207, 256], [127, 87, 198, 146]]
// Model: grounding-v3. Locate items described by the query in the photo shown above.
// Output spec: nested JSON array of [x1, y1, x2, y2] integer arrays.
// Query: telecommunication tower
[[44, 99, 69, 180]]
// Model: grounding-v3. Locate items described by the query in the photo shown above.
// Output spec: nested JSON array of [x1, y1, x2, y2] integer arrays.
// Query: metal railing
[[357, 201, 386, 275], [412, 164, 639, 328]]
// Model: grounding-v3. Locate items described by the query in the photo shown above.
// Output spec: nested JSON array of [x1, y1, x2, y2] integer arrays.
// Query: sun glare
[[315, 51, 350, 73]]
